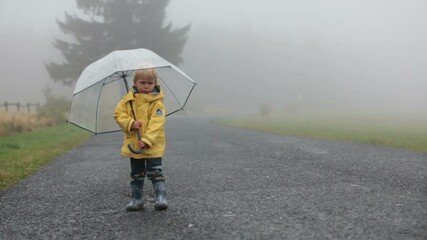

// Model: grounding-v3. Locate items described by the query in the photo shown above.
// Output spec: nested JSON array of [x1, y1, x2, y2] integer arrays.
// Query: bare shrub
[[259, 103, 273, 117], [37, 87, 70, 125], [0, 112, 50, 136]]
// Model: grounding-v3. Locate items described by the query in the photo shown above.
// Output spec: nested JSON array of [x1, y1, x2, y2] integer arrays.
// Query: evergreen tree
[[46, 0, 190, 85]]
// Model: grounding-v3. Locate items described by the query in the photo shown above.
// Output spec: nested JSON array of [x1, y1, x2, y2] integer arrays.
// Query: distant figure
[[113, 68, 168, 211]]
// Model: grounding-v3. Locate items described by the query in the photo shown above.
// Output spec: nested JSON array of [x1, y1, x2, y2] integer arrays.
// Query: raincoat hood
[[122, 85, 164, 104]]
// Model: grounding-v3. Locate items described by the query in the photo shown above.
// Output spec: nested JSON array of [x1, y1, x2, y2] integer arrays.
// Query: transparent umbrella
[[67, 48, 196, 134]]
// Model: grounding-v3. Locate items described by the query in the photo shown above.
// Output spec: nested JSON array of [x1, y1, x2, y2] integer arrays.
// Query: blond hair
[[133, 68, 158, 84]]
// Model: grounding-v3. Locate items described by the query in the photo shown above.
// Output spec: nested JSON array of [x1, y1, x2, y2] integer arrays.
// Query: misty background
[[1, 0, 426, 120]]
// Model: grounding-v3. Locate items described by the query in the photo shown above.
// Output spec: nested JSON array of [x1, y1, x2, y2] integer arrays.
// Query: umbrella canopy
[[68, 48, 196, 134]]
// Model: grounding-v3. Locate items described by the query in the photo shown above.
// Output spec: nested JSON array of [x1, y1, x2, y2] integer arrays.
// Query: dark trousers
[[130, 157, 165, 188]]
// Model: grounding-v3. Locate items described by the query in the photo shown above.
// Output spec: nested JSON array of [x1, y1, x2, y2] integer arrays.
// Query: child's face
[[134, 77, 156, 94]]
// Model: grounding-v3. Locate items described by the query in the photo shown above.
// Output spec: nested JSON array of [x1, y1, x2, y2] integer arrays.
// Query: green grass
[[0, 124, 92, 190], [218, 115, 427, 153]]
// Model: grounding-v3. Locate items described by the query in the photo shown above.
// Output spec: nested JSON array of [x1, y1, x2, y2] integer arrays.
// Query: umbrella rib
[[158, 75, 184, 109], [166, 109, 182, 117], [121, 72, 130, 92], [74, 71, 132, 95], [182, 84, 196, 109], [67, 121, 97, 134], [95, 79, 106, 134]]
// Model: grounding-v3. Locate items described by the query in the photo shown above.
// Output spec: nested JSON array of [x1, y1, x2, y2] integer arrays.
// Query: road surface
[[1, 116, 426, 239]]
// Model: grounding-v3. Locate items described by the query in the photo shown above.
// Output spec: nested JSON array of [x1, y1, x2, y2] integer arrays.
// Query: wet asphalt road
[[0, 116, 426, 240]]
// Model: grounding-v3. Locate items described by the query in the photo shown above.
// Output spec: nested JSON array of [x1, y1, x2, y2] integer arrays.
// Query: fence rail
[[0, 101, 40, 113]]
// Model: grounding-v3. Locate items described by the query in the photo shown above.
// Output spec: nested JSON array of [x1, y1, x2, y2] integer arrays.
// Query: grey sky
[[0, 0, 426, 118], [169, 0, 427, 117]]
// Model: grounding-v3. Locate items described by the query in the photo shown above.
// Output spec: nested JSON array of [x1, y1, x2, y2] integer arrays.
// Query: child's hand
[[138, 140, 146, 148], [132, 121, 142, 130]]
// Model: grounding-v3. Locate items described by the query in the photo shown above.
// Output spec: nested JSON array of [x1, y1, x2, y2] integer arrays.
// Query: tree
[[46, 0, 190, 85]]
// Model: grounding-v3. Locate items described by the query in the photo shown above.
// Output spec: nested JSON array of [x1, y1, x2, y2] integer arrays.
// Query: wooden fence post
[[1, 101, 40, 112]]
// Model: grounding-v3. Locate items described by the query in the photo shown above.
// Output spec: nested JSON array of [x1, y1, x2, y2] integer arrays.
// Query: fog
[[1, 0, 426, 121]]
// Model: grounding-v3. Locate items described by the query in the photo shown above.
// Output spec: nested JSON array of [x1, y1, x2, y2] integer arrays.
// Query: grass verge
[[0, 124, 92, 190], [217, 116, 427, 153]]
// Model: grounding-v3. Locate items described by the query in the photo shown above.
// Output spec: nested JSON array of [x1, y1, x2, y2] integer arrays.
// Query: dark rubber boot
[[153, 182, 168, 210], [126, 183, 144, 211]]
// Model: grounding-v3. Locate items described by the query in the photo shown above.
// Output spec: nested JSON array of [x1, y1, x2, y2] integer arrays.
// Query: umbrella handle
[[128, 130, 144, 154]]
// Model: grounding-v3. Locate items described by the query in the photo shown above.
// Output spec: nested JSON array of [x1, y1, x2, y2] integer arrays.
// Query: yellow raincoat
[[113, 86, 166, 159]]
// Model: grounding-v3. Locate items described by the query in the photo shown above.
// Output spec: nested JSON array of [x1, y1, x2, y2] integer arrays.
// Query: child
[[113, 68, 168, 211]]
